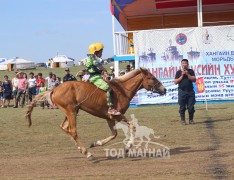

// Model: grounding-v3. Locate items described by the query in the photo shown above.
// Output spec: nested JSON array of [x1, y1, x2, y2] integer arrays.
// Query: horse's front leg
[[125, 120, 136, 150], [90, 120, 117, 148], [118, 115, 136, 152]]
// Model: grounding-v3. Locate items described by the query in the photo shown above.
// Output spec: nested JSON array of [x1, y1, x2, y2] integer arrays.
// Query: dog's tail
[[25, 91, 53, 127]]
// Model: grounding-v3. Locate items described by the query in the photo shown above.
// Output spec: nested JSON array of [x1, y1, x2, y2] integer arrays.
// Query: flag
[[196, 77, 205, 93]]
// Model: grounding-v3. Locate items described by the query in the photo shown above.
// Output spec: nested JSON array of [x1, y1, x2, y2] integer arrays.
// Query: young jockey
[[86, 42, 121, 115]]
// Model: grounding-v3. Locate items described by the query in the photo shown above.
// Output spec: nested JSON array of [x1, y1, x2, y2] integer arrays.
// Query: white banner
[[133, 25, 234, 104]]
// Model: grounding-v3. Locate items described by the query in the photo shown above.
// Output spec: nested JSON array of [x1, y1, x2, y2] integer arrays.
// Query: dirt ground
[[0, 103, 234, 179]]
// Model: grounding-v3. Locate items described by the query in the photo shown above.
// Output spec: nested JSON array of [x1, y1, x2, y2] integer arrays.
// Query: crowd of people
[[0, 70, 62, 108], [0, 64, 134, 109]]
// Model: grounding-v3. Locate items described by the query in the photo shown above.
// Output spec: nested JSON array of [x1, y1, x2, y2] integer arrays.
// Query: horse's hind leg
[[60, 116, 69, 134], [60, 108, 79, 134], [90, 120, 117, 148], [63, 108, 94, 159]]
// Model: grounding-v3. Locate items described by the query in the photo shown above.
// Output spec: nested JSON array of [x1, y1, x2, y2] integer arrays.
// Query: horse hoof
[[124, 148, 129, 154], [90, 142, 96, 148], [87, 155, 97, 161]]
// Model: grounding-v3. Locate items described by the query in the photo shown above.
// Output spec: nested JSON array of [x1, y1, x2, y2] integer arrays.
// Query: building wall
[[127, 11, 234, 31]]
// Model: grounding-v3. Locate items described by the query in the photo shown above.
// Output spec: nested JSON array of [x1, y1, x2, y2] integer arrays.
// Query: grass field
[[0, 66, 234, 179], [0, 102, 234, 179]]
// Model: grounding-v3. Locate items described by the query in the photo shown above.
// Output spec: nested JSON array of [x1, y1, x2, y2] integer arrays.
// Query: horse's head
[[140, 67, 166, 95]]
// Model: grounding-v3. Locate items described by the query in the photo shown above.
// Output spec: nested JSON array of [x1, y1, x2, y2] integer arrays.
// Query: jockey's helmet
[[89, 43, 104, 54]]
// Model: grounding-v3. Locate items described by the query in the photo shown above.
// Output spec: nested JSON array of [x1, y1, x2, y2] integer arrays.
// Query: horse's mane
[[114, 69, 141, 83]]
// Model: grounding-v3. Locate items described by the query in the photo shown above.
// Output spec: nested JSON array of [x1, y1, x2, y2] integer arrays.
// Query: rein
[[117, 73, 146, 100]]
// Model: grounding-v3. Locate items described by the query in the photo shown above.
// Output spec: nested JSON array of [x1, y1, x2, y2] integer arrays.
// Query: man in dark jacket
[[174, 59, 196, 125], [63, 68, 76, 82]]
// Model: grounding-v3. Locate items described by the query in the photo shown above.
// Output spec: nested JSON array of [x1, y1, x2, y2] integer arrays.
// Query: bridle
[[151, 80, 162, 92]]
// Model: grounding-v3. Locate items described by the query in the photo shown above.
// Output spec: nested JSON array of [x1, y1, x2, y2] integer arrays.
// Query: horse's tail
[[25, 91, 53, 127]]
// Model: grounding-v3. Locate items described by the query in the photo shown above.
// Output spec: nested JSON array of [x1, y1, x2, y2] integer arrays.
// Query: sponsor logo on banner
[[176, 33, 187, 45], [202, 29, 213, 44]]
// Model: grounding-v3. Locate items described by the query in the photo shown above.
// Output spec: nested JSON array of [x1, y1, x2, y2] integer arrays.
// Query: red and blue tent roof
[[111, 0, 234, 30]]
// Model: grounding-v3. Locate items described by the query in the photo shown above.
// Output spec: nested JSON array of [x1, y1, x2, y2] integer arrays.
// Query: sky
[[0, 0, 123, 63]]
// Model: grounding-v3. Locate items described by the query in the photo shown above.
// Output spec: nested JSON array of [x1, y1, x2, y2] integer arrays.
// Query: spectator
[[36, 73, 45, 94], [38, 82, 48, 109], [11, 71, 19, 107], [51, 74, 60, 89], [49, 74, 59, 109], [82, 69, 90, 82], [23, 73, 29, 105], [119, 71, 125, 76], [39, 82, 47, 93], [130, 62, 135, 70], [101, 70, 109, 81], [45, 72, 53, 90], [2, 75, 12, 108], [57, 77, 62, 84], [13, 72, 28, 108], [125, 65, 131, 73], [174, 59, 196, 125], [34, 74, 38, 79], [63, 68, 76, 82], [34, 74, 39, 95], [109, 66, 115, 79], [0, 81, 3, 107], [76, 71, 84, 81], [28, 72, 37, 103]]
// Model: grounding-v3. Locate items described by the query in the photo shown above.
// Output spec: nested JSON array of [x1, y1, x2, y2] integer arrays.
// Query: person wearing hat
[[85, 42, 120, 115], [63, 68, 76, 82]]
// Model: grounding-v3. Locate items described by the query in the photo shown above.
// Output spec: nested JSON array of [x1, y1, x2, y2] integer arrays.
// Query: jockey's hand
[[99, 66, 105, 71]]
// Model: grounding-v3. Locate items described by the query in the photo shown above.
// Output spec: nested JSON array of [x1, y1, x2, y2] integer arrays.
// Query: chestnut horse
[[25, 67, 166, 160]]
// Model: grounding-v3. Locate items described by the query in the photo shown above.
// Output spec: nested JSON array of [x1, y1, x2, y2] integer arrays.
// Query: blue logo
[[176, 33, 187, 45]]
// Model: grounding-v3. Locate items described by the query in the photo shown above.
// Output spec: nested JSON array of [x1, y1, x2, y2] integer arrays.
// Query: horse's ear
[[140, 67, 148, 75]]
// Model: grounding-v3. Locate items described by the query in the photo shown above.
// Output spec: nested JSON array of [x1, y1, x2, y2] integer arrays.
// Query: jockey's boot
[[180, 113, 186, 125], [107, 88, 121, 116], [189, 112, 195, 124], [108, 107, 121, 116]]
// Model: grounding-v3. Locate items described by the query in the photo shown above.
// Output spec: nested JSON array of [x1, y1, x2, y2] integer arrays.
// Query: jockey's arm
[[86, 56, 105, 74], [86, 56, 93, 68]]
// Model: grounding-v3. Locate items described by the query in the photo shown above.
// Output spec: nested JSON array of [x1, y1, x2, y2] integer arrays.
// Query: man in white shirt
[[11, 71, 19, 107], [45, 72, 53, 90], [28, 72, 37, 103]]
